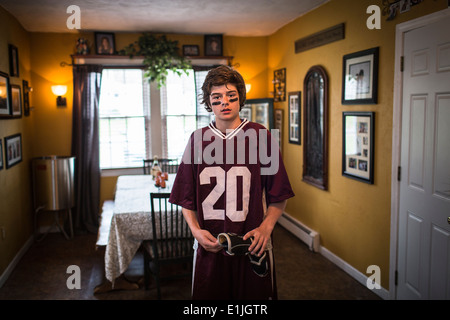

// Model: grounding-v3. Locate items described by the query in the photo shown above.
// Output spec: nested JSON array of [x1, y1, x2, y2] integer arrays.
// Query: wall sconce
[[51, 85, 67, 107], [272, 68, 286, 102], [245, 84, 251, 94]]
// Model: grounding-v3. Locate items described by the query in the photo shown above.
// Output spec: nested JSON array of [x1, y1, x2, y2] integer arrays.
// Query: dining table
[[94, 173, 177, 293]]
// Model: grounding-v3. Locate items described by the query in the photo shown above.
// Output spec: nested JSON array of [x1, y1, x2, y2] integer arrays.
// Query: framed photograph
[[4, 133, 22, 169], [0, 139, 3, 170], [11, 84, 22, 117], [22, 80, 30, 116], [274, 109, 283, 152], [288, 91, 301, 145], [273, 68, 286, 102], [0, 71, 11, 118], [243, 98, 274, 129], [342, 112, 375, 184], [342, 47, 379, 105], [9, 44, 19, 77], [95, 32, 115, 55], [204, 34, 223, 56], [183, 45, 200, 56]]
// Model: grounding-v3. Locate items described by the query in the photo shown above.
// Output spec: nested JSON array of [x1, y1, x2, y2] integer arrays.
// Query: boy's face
[[209, 84, 240, 122]]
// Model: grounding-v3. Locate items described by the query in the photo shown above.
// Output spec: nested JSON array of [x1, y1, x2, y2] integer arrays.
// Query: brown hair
[[201, 65, 246, 112]]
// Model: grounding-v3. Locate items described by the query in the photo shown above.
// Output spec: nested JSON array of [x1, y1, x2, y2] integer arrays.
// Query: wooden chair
[[143, 159, 153, 174], [143, 158, 179, 175], [143, 192, 194, 299]]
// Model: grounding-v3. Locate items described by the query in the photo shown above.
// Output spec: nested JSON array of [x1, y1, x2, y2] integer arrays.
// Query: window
[[99, 69, 150, 169], [99, 67, 215, 170], [160, 71, 196, 160], [161, 69, 213, 160]]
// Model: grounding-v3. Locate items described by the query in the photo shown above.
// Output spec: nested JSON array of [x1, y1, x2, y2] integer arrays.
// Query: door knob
[[448, 217, 450, 224]]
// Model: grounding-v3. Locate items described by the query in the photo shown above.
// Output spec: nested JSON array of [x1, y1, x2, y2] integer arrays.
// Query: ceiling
[[0, 0, 329, 36]]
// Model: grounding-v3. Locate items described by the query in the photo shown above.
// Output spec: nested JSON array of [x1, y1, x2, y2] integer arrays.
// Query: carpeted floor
[[0, 224, 381, 300]]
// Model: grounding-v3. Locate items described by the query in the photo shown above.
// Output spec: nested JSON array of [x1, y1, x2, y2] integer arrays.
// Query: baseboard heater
[[278, 212, 320, 252]]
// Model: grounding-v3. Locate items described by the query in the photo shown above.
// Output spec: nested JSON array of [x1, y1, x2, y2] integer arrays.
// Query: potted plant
[[119, 33, 192, 87]]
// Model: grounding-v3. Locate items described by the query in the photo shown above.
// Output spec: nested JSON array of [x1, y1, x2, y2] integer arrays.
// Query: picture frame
[[22, 80, 30, 116], [274, 109, 283, 152], [204, 34, 223, 56], [11, 84, 22, 118], [95, 32, 115, 55], [342, 47, 379, 105], [273, 68, 286, 102], [4, 133, 22, 169], [0, 71, 11, 118], [9, 44, 19, 77], [0, 139, 3, 170], [183, 45, 200, 56], [288, 91, 301, 145], [243, 98, 274, 130], [342, 112, 375, 184]]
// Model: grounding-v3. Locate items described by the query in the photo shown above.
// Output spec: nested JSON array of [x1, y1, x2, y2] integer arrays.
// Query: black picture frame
[[243, 98, 274, 130], [0, 71, 11, 118], [0, 139, 3, 170], [183, 45, 200, 56], [9, 44, 19, 77], [342, 47, 379, 105], [274, 109, 283, 153], [288, 91, 301, 145], [22, 80, 30, 116], [342, 112, 375, 184], [95, 32, 116, 55], [11, 84, 22, 118], [204, 34, 223, 56], [4, 133, 22, 169]]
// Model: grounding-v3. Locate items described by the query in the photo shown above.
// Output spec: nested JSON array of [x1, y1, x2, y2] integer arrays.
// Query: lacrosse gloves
[[217, 232, 269, 277]]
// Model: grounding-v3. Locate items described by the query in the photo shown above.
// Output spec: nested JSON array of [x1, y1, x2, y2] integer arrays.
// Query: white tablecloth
[[104, 174, 176, 283]]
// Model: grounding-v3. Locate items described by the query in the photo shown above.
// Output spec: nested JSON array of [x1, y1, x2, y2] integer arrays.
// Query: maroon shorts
[[191, 246, 277, 300]]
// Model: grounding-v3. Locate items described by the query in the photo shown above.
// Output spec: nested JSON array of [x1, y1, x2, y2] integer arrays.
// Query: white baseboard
[[319, 246, 389, 300], [278, 213, 389, 300], [0, 235, 34, 288]]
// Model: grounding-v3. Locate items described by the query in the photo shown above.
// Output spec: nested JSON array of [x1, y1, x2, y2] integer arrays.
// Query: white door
[[397, 15, 450, 299]]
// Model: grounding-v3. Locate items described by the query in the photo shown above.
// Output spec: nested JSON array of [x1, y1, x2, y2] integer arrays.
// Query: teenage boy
[[169, 65, 294, 299]]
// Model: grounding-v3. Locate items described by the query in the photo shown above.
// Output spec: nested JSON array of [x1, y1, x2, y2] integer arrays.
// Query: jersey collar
[[208, 118, 249, 140]]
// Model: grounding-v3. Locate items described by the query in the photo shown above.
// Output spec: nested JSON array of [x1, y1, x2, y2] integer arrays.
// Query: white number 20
[[199, 166, 251, 222]]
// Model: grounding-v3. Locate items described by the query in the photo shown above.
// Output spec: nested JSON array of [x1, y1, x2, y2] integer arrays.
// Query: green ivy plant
[[119, 33, 192, 88]]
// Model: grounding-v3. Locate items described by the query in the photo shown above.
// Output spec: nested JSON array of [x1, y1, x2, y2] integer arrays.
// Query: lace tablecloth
[[104, 174, 175, 283]]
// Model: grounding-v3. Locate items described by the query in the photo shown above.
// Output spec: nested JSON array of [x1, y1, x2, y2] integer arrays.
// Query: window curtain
[[71, 65, 103, 234]]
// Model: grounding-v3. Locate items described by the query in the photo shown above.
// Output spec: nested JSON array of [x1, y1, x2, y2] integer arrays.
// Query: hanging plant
[[119, 33, 192, 87]]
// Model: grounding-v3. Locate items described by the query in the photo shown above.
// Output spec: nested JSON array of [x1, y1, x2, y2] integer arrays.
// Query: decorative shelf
[[70, 54, 233, 67]]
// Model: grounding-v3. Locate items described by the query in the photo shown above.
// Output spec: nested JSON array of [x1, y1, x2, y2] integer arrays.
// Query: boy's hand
[[243, 224, 272, 257], [194, 229, 222, 253]]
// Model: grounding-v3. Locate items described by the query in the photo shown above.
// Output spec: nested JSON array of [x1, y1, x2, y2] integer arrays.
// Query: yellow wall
[[269, 0, 446, 289], [0, 6, 33, 275]]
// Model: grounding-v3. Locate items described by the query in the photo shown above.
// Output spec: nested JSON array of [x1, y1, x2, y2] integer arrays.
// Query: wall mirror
[[302, 65, 328, 190]]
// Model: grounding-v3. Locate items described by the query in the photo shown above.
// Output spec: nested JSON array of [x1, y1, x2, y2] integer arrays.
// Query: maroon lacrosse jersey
[[169, 119, 294, 299]]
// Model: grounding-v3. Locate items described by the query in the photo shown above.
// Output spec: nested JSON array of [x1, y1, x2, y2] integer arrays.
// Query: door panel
[[397, 15, 450, 300]]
